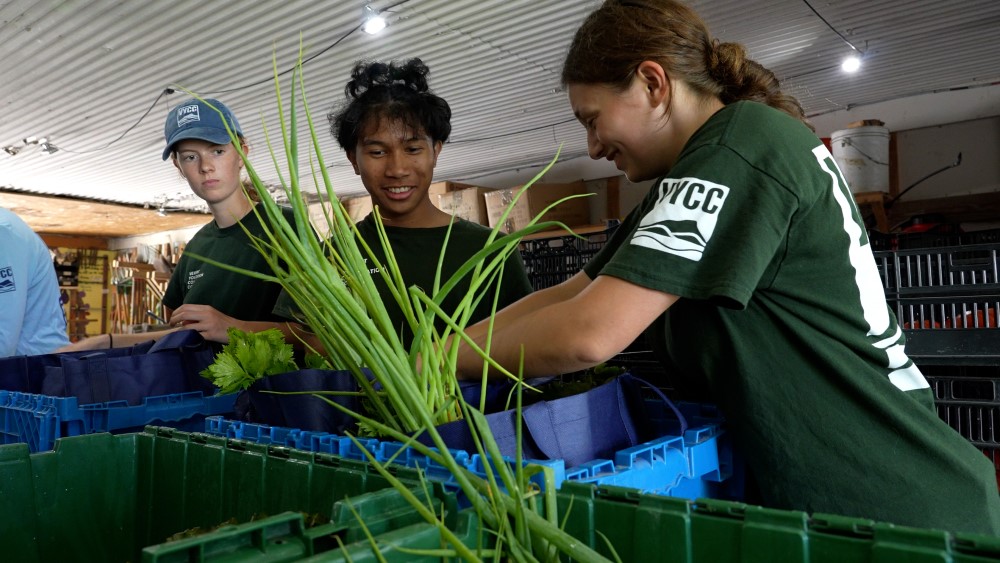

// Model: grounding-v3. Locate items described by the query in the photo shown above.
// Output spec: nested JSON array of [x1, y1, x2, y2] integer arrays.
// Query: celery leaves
[[201, 327, 298, 394]]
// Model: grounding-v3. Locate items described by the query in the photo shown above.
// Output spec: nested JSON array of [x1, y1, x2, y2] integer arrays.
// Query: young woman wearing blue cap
[[59, 98, 298, 350], [158, 98, 298, 340], [452, 0, 1000, 536]]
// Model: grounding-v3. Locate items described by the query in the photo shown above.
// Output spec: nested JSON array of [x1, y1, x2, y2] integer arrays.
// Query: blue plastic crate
[[1, 390, 236, 453], [204, 399, 739, 504], [206, 416, 525, 501]]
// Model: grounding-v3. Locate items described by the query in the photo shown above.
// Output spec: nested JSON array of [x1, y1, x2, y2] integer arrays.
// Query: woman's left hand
[[168, 304, 239, 343]]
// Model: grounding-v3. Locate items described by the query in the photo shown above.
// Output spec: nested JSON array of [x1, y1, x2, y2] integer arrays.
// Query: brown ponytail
[[562, 0, 814, 131], [706, 40, 812, 130]]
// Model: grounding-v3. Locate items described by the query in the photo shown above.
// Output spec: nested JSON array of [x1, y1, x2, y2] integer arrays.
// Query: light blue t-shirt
[[0, 207, 70, 357]]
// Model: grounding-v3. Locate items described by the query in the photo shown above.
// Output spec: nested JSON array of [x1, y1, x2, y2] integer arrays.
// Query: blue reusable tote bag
[[39, 329, 217, 405], [424, 373, 687, 469], [0, 342, 152, 394], [240, 369, 363, 435]]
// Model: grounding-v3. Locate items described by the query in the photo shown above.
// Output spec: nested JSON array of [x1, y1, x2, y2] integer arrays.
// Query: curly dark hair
[[330, 58, 452, 151]]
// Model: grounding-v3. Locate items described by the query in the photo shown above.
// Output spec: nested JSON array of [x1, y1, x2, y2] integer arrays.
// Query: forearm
[[457, 275, 677, 380], [463, 271, 591, 346], [460, 303, 602, 379], [54, 327, 183, 353], [280, 321, 327, 355]]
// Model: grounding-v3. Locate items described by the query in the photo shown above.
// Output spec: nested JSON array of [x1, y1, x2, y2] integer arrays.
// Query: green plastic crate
[[4, 427, 1000, 562], [0, 426, 461, 563], [142, 510, 485, 563], [553, 483, 1000, 562], [171, 481, 1000, 563]]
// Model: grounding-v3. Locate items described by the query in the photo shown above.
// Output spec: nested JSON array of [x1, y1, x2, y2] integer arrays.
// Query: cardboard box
[[340, 195, 373, 223], [483, 181, 590, 233], [428, 181, 475, 197], [435, 187, 492, 225]]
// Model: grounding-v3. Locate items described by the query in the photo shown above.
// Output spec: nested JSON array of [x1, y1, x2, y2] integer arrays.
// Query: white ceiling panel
[[0, 0, 998, 231]]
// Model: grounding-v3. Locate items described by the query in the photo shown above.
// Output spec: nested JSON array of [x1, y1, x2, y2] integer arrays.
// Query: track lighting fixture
[[4, 136, 59, 155], [841, 54, 862, 73], [363, 4, 386, 35]]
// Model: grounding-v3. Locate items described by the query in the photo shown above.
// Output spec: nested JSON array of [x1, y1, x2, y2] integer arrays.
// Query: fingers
[[169, 304, 214, 327]]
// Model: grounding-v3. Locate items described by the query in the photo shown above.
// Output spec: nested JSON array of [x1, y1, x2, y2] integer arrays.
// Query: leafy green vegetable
[[303, 352, 331, 370], [527, 364, 626, 404], [201, 327, 298, 394]]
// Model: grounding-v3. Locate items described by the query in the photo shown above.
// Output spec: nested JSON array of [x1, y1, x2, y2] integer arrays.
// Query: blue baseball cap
[[162, 98, 243, 160]]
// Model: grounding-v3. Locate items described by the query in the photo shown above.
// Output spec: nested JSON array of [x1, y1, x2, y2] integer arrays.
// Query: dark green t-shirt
[[275, 213, 534, 348], [585, 101, 1000, 535], [163, 205, 295, 322]]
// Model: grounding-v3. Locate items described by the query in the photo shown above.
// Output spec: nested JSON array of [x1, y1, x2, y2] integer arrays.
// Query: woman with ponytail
[[456, 0, 1000, 534]]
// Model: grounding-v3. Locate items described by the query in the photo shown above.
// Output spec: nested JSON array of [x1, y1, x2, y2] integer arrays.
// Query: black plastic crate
[[895, 231, 963, 250], [892, 295, 1000, 330], [963, 228, 1000, 245], [866, 229, 963, 252], [923, 372, 999, 449], [867, 230, 895, 251], [903, 328, 1000, 366], [982, 446, 1000, 491], [519, 225, 618, 290], [920, 367, 1000, 489], [893, 243, 1000, 296], [872, 250, 895, 297]]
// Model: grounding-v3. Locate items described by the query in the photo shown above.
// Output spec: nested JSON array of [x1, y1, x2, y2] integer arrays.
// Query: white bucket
[[831, 126, 890, 194]]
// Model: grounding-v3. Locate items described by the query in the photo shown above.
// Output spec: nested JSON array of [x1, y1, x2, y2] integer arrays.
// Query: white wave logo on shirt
[[631, 177, 730, 261]]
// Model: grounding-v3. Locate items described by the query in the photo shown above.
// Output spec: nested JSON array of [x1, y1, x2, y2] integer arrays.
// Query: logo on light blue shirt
[[0, 265, 15, 293]]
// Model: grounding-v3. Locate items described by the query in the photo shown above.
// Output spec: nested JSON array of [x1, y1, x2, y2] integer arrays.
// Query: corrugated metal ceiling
[[1, 0, 998, 219]]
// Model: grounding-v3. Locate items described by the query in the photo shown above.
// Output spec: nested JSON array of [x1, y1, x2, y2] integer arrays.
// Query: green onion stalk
[[182, 43, 610, 562]]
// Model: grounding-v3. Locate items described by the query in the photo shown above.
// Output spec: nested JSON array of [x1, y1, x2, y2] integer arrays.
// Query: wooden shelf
[[116, 261, 156, 271], [854, 191, 890, 232]]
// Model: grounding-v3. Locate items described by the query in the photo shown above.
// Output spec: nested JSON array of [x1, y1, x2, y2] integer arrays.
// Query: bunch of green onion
[[184, 45, 614, 562]]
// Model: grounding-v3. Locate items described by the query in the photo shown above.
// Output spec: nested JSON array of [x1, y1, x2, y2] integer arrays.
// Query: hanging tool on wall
[[884, 152, 962, 234], [886, 152, 962, 211]]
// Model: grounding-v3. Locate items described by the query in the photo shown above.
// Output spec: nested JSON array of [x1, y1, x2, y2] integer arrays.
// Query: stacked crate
[[2, 427, 997, 561], [874, 235, 1000, 483], [518, 222, 619, 290]]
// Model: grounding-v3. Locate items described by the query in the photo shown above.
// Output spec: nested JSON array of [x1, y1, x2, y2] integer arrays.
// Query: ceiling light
[[841, 54, 862, 73], [22, 136, 38, 145], [40, 142, 59, 154], [2, 145, 19, 156], [362, 5, 386, 35]]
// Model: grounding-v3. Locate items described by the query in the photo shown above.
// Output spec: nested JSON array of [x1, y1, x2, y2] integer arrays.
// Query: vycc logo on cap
[[176, 104, 201, 128]]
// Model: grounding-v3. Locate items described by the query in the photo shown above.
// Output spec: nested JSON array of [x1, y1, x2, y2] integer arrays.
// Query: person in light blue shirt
[[0, 207, 70, 356]]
